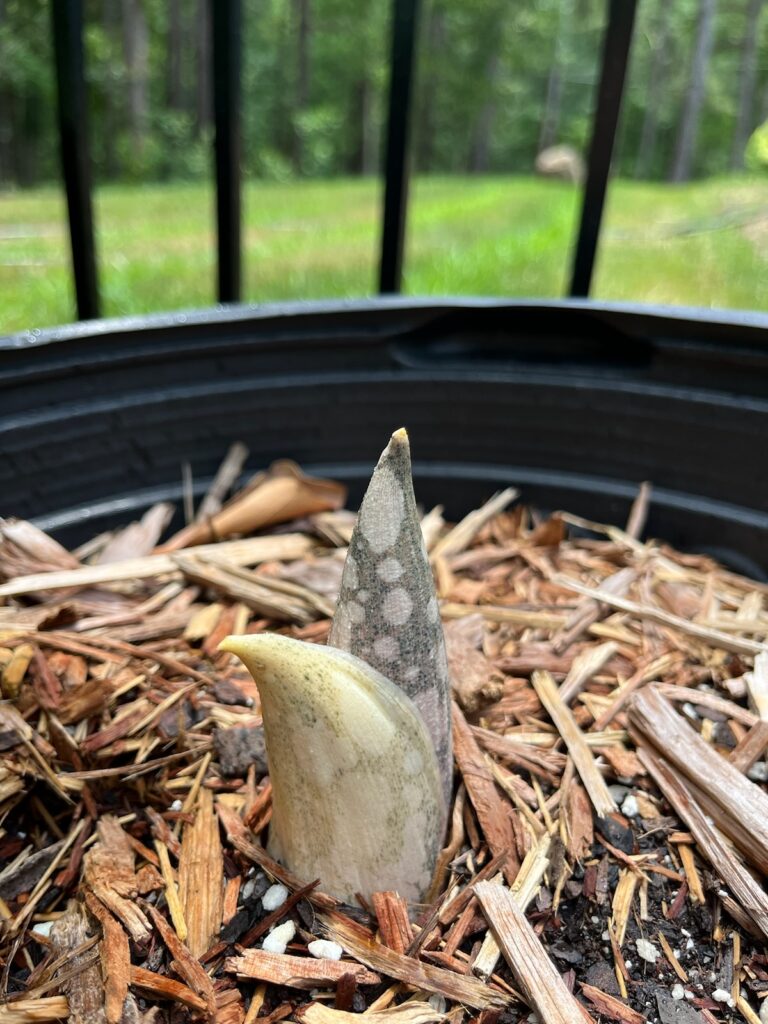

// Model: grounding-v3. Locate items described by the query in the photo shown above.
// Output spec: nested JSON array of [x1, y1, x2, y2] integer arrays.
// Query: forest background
[[2, 0, 768, 331]]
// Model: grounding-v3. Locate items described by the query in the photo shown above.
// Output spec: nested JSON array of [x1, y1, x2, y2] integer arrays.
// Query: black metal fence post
[[569, 0, 637, 298], [212, 0, 243, 303], [378, 0, 421, 294], [51, 0, 99, 321]]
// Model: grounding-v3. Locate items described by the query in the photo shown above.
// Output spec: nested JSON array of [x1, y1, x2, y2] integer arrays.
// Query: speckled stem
[[328, 429, 453, 807]]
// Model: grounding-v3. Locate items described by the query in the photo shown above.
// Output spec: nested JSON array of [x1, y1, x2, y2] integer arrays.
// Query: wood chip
[[630, 688, 768, 875], [297, 1002, 446, 1024], [474, 881, 589, 1024], [84, 893, 130, 1024], [637, 744, 768, 939], [451, 702, 520, 883], [0, 534, 313, 598], [128, 964, 208, 1013], [579, 984, 645, 1024], [179, 787, 224, 958], [323, 914, 509, 1010], [0, 997, 71, 1023], [49, 901, 105, 1024], [532, 670, 617, 817], [224, 950, 381, 989]]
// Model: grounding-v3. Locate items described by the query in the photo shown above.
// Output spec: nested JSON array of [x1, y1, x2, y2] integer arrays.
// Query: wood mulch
[[1, 453, 767, 1024]]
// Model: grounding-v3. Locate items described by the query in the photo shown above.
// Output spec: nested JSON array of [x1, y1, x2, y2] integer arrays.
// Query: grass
[[1, 174, 768, 334]]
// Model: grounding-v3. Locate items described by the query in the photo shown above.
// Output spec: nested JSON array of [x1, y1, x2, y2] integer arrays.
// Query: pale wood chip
[[224, 950, 380, 989], [297, 1002, 446, 1024], [630, 688, 768, 875], [637, 744, 768, 940], [0, 996, 70, 1023], [531, 670, 617, 818], [431, 490, 518, 560], [0, 534, 313, 598], [179, 788, 224, 958], [474, 881, 589, 1024]]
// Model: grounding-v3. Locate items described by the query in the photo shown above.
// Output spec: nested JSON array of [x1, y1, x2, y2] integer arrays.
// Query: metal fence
[[51, 0, 637, 322]]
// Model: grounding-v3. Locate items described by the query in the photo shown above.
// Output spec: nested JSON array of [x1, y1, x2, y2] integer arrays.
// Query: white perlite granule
[[307, 939, 343, 961], [621, 794, 639, 817], [636, 938, 659, 964], [262, 920, 296, 954], [671, 985, 685, 1001], [712, 989, 734, 1007], [262, 883, 289, 911]]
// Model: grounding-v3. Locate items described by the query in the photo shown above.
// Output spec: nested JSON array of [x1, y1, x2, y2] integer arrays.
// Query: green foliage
[[2, 176, 768, 334], [0, 0, 767, 187], [746, 122, 768, 173]]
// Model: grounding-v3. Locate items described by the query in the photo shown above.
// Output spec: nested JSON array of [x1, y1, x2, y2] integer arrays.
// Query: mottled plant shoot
[[328, 428, 453, 805], [219, 633, 444, 903]]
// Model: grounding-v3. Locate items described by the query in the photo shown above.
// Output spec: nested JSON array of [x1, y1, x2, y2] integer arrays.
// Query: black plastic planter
[[1, 298, 767, 575]]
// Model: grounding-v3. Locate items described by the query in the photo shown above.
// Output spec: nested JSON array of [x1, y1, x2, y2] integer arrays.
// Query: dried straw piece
[[0, 534, 313, 598], [224, 950, 381, 988], [474, 881, 590, 1024], [431, 489, 518, 560], [553, 574, 768, 657], [552, 568, 636, 655], [531, 670, 616, 818], [195, 442, 249, 523], [174, 554, 330, 623], [178, 788, 224, 958]]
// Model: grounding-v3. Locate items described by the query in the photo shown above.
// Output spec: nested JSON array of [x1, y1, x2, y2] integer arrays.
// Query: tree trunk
[[538, 3, 567, 154], [469, 53, 499, 172], [121, 0, 150, 151], [634, 0, 671, 178], [195, 0, 211, 137], [101, 0, 121, 179], [415, 4, 445, 173], [167, 0, 184, 110], [730, 0, 764, 170], [292, 0, 311, 172], [670, 0, 718, 182]]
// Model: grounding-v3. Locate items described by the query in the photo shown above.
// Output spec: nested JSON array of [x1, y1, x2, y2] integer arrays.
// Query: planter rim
[[4, 295, 768, 350]]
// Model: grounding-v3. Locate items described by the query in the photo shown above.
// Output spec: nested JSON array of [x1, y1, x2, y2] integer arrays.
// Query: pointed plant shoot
[[222, 429, 451, 902]]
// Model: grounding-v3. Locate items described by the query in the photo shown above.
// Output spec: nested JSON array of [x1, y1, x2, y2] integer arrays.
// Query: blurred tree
[[1, 0, 768, 189], [671, 0, 718, 182], [731, 0, 764, 169]]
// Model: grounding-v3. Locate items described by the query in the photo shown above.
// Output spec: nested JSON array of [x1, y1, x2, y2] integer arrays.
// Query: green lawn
[[2, 174, 768, 334]]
